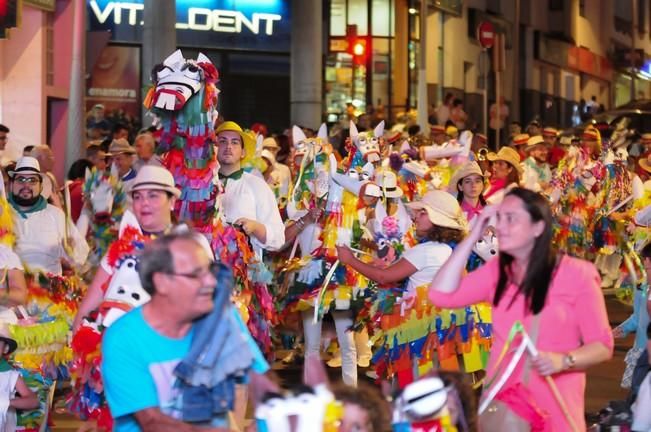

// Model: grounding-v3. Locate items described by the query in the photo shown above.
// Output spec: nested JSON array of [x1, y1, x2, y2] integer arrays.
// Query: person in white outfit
[[216, 122, 285, 253], [8, 157, 89, 275], [631, 323, 651, 432]]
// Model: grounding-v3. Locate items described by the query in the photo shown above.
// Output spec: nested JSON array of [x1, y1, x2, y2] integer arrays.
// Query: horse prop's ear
[[349, 120, 359, 140], [118, 209, 143, 237], [292, 125, 307, 147], [374, 120, 385, 138]]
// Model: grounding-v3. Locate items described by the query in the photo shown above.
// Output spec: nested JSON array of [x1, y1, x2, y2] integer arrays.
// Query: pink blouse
[[430, 255, 613, 431]]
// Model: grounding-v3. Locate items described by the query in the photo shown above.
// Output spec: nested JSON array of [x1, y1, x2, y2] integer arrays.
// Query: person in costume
[[336, 190, 470, 385], [429, 188, 613, 431], [612, 242, 651, 391], [448, 161, 487, 226], [103, 231, 268, 431], [69, 166, 181, 429], [484, 147, 522, 204], [8, 157, 89, 275], [521, 135, 552, 193], [216, 121, 285, 252], [550, 126, 609, 259], [0, 318, 39, 431]]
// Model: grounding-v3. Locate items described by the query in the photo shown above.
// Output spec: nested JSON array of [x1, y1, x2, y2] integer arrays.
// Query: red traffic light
[[352, 41, 365, 56]]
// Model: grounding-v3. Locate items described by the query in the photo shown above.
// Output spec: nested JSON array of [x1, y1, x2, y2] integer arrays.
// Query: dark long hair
[[493, 188, 557, 314]]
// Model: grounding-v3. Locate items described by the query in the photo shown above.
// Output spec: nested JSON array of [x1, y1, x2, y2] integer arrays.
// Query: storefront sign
[[537, 35, 612, 81], [24, 0, 55, 12], [87, 0, 291, 52], [86, 45, 141, 121]]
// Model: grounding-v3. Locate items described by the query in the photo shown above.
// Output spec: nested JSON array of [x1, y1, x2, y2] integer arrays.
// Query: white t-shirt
[[0, 245, 23, 271], [401, 241, 453, 290], [632, 371, 651, 431]]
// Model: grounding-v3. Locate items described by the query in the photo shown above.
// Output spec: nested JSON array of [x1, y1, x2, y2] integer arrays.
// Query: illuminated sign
[[87, 0, 291, 52]]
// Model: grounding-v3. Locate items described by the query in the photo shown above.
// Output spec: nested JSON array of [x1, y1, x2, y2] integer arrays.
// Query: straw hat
[[640, 133, 651, 144], [446, 125, 459, 138], [639, 154, 651, 173], [380, 171, 403, 198], [542, 127, 558, 138], [525, 135, 545, 150], [108, 139, 136, 156], [448, 161, 485, 194], [511, 134, 530, 146], [487, 147, 523, 174], [0, 323, 17, 356], [8, 156, 43, 179], [262, 137, 279, 150], [406, 190, 467, 231], [215, 121, 257, 159], [430, 125, 446, 135], [130, 166, 181, 197], [582, 126, 600, 142]]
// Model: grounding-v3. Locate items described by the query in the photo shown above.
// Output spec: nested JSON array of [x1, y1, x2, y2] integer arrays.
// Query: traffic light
[[348, 37, 368, 66]]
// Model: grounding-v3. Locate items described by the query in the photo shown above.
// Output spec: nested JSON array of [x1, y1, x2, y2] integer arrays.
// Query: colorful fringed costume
[[144, 49, 221, 236], [67, 220, 152, 430], [550, 149, 608, 259], [79, 168, 126, 268]]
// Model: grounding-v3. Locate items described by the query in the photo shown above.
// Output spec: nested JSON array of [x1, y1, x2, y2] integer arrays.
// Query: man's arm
[[134, 408, 230, 432]]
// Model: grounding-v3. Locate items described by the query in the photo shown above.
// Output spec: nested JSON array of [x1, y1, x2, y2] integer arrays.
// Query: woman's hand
[[531, 351, 566, 376], [335, 245, 355, 265], [469, 204, 499, 240], [612, 326, 625, 338], [303, 207, 323, 225]]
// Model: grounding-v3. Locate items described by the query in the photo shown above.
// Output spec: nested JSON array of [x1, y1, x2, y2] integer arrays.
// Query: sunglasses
[[13, 176, 41, 184]]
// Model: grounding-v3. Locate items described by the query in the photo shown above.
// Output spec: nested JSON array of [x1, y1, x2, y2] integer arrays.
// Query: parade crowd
[[0, 51, 650, 432]]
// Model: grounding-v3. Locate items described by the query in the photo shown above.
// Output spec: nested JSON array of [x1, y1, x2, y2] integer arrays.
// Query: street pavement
[[49, 295, 636, 431]]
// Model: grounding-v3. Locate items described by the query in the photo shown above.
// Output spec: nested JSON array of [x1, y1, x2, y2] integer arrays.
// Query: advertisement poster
[[86, 45, 141, 130]]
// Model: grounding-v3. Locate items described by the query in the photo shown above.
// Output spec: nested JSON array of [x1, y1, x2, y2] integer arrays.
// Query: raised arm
[[73, 266, 111, 333], [336, 245, 417, 285], [428, 205, 498, 296]]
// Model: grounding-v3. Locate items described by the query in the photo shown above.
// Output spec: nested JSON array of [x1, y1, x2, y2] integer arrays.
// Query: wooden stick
[[544, 376, 579, 432]]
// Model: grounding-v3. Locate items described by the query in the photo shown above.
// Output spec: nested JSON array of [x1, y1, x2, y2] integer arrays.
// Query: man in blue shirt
[[103, 231, 269, 431]]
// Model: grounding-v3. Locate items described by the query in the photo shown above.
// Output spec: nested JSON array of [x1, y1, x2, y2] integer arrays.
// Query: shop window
[[348, 0, 368, 35], [330, 0, 346, 36], [372, 0, 393, 37]]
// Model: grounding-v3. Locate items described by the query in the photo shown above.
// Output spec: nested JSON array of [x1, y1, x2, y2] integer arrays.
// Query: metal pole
[[66, 0, 85, 172], [631, 0, 637, 101], [417, 0, 428, 131], [481, 50, 488, 136], [512, 0, 520, 126]]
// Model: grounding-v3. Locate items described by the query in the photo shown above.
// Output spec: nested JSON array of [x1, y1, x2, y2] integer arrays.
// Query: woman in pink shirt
[[429, 188, 613, 431]]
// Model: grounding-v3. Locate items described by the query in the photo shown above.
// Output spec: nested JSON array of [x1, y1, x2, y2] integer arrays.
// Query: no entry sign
[[477, 21, 495, 49]]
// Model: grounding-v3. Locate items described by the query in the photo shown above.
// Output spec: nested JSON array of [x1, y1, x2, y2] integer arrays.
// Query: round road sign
[[477, 21, 495, 49]]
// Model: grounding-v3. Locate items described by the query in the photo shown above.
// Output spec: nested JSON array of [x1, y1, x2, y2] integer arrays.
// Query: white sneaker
[[326, 356, 342, 368]]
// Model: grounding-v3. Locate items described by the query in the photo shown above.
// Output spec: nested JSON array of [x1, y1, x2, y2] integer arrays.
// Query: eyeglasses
[[14, 176, 41, 184], [165, 261, 220, 280]]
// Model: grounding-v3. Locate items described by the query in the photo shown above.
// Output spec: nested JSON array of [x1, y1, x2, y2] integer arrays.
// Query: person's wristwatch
[[563, 353, 576, 370]]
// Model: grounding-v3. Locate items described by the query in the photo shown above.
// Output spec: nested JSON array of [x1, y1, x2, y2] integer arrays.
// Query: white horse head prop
[[99, 256, 151, 327], [473, 230, 498, 262], [350, 120, 384, 164], [151, 49, 214, 111], [98, 210, 151, 327]]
